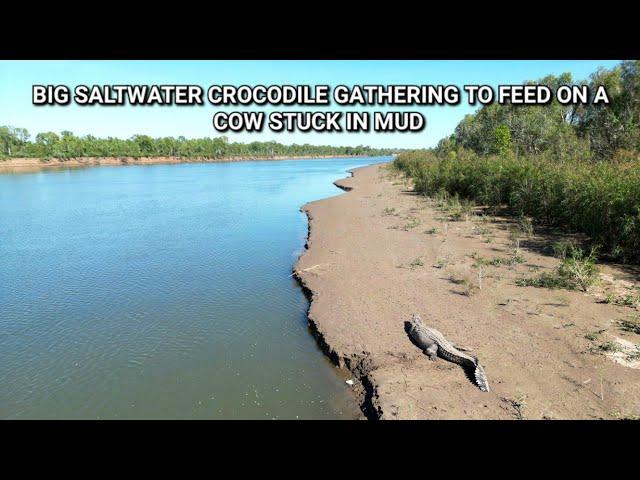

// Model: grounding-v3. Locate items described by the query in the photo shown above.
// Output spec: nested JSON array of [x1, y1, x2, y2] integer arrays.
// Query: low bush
[[394, 150, 640, 263]]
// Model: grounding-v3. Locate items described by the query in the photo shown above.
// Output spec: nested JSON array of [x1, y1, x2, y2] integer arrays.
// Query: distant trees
[[396, 60, 640, 263], [0, 129, 393, 160], [0, 126, 30, 156], [575, 61, 640, 159], [440, 61, 640, 162], [34, 132, 60, 157]]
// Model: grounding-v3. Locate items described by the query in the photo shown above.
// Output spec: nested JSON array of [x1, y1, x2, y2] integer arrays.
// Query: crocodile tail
[[474, 363, 490, 392]]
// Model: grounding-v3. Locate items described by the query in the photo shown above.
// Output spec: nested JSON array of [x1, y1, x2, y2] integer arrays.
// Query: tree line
[[394, 60, 640, 263], [0, 129, 394, 160], [436, 60, 640, 162]]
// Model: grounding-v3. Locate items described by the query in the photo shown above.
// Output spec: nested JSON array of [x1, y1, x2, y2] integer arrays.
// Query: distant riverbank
[[0, 154, 377, 172]]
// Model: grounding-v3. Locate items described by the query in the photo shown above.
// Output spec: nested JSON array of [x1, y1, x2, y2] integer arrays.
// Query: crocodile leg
[[425, 343, 438, 361]]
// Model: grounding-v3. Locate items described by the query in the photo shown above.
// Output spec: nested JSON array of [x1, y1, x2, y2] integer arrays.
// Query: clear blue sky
[[0, 60, 621, 149]]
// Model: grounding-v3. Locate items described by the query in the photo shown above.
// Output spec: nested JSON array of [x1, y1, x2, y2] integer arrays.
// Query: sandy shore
[[295, 163, 640, 419], [0, 154, 369, 172]]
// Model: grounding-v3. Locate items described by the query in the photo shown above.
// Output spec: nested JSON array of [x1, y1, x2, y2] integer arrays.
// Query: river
[[0, 156, 391, 419]]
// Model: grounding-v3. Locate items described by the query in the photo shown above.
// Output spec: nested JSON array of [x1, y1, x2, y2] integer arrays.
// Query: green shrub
[[556, 246, 600, 292], [394, 150, 640, 264]]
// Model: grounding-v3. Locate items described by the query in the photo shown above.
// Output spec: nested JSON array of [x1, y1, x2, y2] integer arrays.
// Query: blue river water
[[0, 156, 391, 419]]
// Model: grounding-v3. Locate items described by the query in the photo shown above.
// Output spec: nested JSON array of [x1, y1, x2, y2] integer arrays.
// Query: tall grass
[[394, 150, 640, 263]]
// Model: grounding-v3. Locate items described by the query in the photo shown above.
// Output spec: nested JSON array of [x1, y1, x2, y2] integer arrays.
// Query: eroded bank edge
[[292, 166, 385, 420]]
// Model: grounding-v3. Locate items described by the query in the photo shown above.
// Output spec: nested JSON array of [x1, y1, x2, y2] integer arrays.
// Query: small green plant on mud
[[511, 254, 526, 265], [621, 292, 640, 307], [508, 228, 522, 255], [434, 257, 450, 269], [460, 198, 475, 218], [454, 199, 475, 221], [478, 269, 484, 290], [409, 257, 424, 268], [516, 273, 569, 289], [382, 207, 398, 216], [472, 224, 492, 236], [470, 254, 486, 290], [584, 331, 601, 341], [517, 244, 599, 292], [441, 194, 475, 222], [553, 240, 581, 260], [479, 214, 491, 224], [586, 335, 622, 355], [604, 290, 640, 308], [461, 278, 479, 296], [412, 201, 427, 211], [626, 347, 640, 361], [609, 411, 640, 420], [617, 316, 640, 335], [517, 216, 534, 238], [403, 217, 421, 230], [449, 272, 479, 296], [489, 255, 525, 267], [556, 245, 600, 292], [596, 341, 621, 353], [503, 394, 527, 420], [424, 227, 439, 234], [470, 252, 488, 266], [472, 252, 525, 270], [433, 189, 449, 208], [442, 194, 460, 211]]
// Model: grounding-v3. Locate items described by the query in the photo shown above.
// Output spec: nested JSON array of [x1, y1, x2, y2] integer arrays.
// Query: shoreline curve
[[293, 165, 383, 419]]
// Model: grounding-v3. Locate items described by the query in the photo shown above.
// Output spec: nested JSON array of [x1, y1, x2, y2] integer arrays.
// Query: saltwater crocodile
[[407, 314, 490, 392]]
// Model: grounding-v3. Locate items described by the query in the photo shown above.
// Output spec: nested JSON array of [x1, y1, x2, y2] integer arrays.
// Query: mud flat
[[294, 163, 640, 419], [0, 155, 368, 172]]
